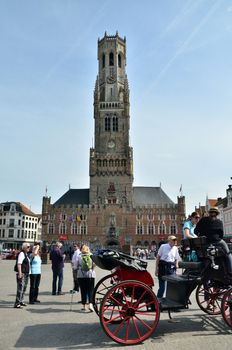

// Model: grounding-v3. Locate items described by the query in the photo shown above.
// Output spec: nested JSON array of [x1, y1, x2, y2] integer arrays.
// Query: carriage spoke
[[119, 285, 130, 307], [112, 316, 129, 336], [132, 316, 141, 338], [134, 315, 152, 330]]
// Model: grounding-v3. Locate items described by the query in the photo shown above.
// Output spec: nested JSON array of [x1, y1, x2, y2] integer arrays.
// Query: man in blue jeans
[[155, 235, 180, 298], [50, 242, 65, 295]]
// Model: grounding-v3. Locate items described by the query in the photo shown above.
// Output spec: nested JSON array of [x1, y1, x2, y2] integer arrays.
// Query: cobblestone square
[[0, 259, 231, 350]]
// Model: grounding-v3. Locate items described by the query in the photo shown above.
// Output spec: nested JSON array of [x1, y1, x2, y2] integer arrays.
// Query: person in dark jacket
[[50, 242, 66, 295], [195, 207, 232, 275], [195, 207, 223, 243], [14, 242, 31, 308]]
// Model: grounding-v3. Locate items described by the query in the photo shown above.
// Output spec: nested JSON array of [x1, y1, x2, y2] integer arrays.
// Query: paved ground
[[0, 259, 231, 350]]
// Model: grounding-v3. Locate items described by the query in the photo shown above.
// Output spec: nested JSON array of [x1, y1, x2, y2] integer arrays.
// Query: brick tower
[[89, 32, 133, 206]]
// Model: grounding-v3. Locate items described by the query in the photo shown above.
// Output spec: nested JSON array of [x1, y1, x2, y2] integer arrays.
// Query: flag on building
[[76, 215, 81, 224]]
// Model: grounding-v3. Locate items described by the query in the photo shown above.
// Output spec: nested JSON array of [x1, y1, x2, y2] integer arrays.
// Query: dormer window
[[109, 52, 114, 66], [10, 203, 16, 212]]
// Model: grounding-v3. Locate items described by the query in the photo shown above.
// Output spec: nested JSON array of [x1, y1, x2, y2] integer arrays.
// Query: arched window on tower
[[109, 52, 114, 66], [112, 116, 118, 131], [105, 116, 111, 131], [118, 54, 122, 68], [102, 53, 105, 68]]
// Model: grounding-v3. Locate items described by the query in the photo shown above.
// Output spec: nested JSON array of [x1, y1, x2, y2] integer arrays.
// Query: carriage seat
[[159, 274, 198, 311], [179, 261, 203, 270]]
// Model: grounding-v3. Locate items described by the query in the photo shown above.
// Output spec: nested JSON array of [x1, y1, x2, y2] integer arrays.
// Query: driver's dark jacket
[[195, 217, 223, 243]]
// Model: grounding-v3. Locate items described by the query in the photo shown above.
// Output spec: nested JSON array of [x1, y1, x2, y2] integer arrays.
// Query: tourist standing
[[77, 245, 96, 312], [50, 242, 66, 295], [71, 244, 80, 292], [155, 236, 180, 298], [29, 243, 42, 304], [14, 242, 31, 308]]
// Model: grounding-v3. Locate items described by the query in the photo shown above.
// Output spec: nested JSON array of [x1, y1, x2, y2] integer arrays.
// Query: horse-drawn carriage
[[91, 237, 232, 345]]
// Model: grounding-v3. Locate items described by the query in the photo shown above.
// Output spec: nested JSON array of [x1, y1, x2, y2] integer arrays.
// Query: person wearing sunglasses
[[195, 207, 232, 275], [183, 212, 200, 239]]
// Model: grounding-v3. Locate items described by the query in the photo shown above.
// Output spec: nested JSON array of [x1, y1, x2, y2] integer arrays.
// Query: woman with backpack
[[76, 245, 96, 312]]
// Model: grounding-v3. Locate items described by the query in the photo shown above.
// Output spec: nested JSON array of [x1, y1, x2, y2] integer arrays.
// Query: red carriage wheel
[[92, 273, 117, 315], [99, 280, 160, 345], [196, 283, 227, 315], [221, 287, 232, 328]]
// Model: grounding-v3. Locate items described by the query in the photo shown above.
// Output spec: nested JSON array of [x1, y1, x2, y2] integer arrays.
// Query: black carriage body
[[92, 250, 153, 287]]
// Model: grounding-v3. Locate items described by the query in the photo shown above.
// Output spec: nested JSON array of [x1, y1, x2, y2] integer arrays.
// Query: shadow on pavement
[[14, 313, 232, 349], [14, 322, 117, 349]]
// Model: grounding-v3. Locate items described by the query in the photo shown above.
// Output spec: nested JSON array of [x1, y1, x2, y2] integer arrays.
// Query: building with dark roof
[[41, 33, 185, 251]]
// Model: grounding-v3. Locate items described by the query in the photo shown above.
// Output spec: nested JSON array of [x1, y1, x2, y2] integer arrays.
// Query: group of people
[[14, 241, 96, 312], [14, 206, 232, 307], [155, 206, 232, 298], [14, 242, 42, 308]]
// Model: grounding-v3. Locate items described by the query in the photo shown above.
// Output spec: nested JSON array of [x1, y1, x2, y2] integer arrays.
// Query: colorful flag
[[76, 215, 81, 224]]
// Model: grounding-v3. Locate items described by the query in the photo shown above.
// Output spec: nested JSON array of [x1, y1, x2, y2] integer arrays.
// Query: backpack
[[81, 254, 92, 271]]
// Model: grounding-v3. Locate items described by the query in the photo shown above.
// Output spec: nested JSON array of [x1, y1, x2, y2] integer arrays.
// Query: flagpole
[[179, 184, 183, 197]]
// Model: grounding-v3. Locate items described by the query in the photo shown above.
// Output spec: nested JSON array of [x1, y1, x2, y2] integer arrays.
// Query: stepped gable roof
[[133, 187, 174, 206], [53, 189, 89, 206]]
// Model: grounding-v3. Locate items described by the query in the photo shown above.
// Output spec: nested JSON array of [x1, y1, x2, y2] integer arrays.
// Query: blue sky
[[1, 0, 232, 215]]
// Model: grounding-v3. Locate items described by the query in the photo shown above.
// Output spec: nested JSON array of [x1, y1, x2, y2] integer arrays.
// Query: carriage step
[[158, 297, 186, 311]]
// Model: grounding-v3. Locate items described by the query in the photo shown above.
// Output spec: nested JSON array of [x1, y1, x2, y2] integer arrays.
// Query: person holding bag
[[77, 245, 96, 312]]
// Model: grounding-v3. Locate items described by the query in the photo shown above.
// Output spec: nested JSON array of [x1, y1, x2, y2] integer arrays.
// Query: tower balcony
[[99, 102, 124, 110]]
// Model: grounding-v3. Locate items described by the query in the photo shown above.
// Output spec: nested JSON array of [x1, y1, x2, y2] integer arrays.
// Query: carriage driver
[[155, 236, 180, 298], [195, 206, 232, 276]]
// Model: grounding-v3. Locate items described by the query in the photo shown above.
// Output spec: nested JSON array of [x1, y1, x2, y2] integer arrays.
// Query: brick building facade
[[41, 33, 186, 252]]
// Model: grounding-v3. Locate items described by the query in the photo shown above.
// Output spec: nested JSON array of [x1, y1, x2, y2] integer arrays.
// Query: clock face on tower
[[108, 140, 115, 149]]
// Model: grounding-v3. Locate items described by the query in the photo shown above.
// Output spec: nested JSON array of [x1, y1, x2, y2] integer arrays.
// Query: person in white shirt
[[155, 235, 180, 298], [71, 244, 80, 292]]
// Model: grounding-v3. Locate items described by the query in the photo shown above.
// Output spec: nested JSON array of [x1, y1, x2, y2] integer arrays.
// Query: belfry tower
[[89, 32, 134, 205]]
